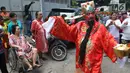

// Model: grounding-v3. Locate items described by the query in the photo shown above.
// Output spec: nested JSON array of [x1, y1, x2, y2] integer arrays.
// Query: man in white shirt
[[127, 10, 130, 17], [120, 12, 130, 43], [119, 12, 130, 67]]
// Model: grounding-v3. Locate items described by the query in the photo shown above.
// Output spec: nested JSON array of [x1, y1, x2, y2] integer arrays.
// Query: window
[[65, 0, 68, 4], [44, 0, 49, 2], [56, 0, 59, 3], [50, 0, 55, 2], [59, 0, 63, 4]]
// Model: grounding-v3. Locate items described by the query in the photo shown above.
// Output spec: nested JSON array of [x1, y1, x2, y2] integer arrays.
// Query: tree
[[71, 0, 78, 7], [94, 0, 111, 6]]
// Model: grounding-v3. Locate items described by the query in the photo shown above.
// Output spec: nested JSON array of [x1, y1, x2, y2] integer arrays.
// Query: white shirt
[[127, 12, 130, 17], [106, 19, 121, 38], [120, 17, 130, 40]]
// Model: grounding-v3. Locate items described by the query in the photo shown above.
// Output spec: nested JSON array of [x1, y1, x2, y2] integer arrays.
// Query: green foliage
[[94, 0, 111, 6], [71, 0, 78, 8]]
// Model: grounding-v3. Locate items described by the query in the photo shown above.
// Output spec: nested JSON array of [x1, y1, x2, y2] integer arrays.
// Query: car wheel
[[50, 45, 67, 61]]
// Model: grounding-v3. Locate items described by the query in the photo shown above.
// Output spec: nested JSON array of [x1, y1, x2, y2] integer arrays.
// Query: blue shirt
[[8, 20, 23, 34]]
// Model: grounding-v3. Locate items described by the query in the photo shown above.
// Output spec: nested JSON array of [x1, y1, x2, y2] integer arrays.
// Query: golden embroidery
[[86, 39, 93, 54], [85, 57, 92, 72], [78, 37, 84, 47], [81, 25, 88, 32], [104, 31, 109, 47], [76, 68, 84, 73]]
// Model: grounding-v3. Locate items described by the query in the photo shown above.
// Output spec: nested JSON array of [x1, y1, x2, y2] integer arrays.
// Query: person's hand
[[112, 20, 115, 23], [124, 22, 128, 25], [109, 21, 113, 25], [31, 1, 35, 4]]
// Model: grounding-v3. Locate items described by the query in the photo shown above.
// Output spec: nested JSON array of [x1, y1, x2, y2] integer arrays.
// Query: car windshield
[[48, 9, 76, 18]]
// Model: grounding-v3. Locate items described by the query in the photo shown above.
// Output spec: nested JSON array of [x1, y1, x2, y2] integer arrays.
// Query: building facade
[[0, 0, 70, 20], [41, 0, 70, 19]]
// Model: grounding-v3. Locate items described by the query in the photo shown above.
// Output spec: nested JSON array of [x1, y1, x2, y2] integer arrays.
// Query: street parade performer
[[43, 1, 122, 73]]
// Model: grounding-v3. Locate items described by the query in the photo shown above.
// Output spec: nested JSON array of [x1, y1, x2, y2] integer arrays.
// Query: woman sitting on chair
[[9, 25, 40, 71]]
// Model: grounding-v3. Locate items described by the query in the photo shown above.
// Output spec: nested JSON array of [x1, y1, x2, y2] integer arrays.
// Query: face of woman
[[11, 15, 17, 21], [15, 26, 20, 34], [111, 13, 117, 20], [37, 12, 43, 19]]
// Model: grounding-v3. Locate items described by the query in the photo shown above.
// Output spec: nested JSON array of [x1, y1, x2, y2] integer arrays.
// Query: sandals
[[33, 64, 41, 68], [27, 67, 33, 71], [27, 64, 40, 71]]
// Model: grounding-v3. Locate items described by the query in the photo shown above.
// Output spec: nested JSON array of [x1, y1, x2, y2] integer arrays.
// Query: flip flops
[[27, 67, 33, 71], [33, 64, 41, 68]]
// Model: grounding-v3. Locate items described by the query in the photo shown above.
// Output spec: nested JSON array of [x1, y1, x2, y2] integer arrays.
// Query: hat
[[81, 1, 95, 12]]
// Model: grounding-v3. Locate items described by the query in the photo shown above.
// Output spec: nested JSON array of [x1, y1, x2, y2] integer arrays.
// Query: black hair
[[9, 12, 17, 18], [122, 12, 127, 15], [79, 20, 94, 65], [12, 25, 18, 34], [1, 6, 6, 11], [100, 8, 104, 12], [61, 14, 67, 18], [95, 14, 99, 21], [111, 12, 117, 16], [35, 11, 39, 18]]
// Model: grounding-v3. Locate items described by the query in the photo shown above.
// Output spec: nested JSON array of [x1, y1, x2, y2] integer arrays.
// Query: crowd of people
[[99, 11, 130, 68], [0, 1, 130, 73], [0, 6, 48, 73]]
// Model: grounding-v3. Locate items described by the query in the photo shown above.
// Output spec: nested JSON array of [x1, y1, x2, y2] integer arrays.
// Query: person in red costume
[[43, 1, 118, 73]]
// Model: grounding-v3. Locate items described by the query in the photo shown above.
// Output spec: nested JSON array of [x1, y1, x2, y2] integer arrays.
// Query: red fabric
[[31, 19, 48, 53], [51, 16, 117, 73]]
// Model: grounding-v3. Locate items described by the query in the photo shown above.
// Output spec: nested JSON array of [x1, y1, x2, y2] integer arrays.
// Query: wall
[[0, 0, 70, 20], [0, 0, 41, 22]]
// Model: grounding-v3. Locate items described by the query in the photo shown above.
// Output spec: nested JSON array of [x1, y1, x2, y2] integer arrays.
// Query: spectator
[[24, 1, 35, 36], [127, 10, 130, 17], [120, 12, 130, 43], [118, 12, 130, 67], [9, 25, 40, 71], [8, 12, 23, 35], [0, 6, 10, 32], [102, 12, 110, 25], [0, 6, 9, 19], [31, 11, 48, 60], [0, 16, 8, 73], [0, 15, 10, 63], [106, 12, 121, 43]]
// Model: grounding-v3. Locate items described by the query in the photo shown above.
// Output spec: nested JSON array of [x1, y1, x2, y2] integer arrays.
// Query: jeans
[[24, 20, 32, 36], [0, 53, 8, 73]]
